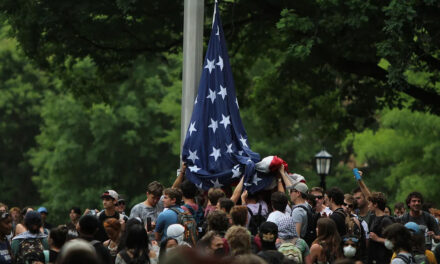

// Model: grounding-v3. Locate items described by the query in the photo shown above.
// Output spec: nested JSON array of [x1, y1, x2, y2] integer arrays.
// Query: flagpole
[[181, 0, 204, 159]]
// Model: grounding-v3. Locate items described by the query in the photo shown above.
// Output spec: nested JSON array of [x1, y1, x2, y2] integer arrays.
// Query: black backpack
[[294, 204, 319, 246], [248, 204, 267, 235]]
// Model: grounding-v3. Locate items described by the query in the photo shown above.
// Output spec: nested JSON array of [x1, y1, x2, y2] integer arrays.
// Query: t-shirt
[[247, 201, 269, 217], [130, 201, 164, 224], [291, 203, 311, 238], [368, 215, 394, 264], [267, 211, 296, 239], [0, 240, 12, 264], [400, 212, 440, 249], [330, 208, 347, 237], [392, 252, 414, 264], [155, 206, 184, 241]]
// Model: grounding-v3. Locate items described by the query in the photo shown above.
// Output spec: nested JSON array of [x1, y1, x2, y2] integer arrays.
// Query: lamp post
[[314, 149, 332, 190]]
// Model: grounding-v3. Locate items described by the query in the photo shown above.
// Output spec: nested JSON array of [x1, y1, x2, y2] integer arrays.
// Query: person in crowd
[[167, 224, 192, 247], [310, 218, 342, 263], [241, 191, 269, 218], [130, 181, 164, 230], [197, 231, 225, 257], [394, 202, 406, 217], [116, 223, 152, 264], [384, 223, 414, 264], [367, 192, 394, 264], [37, 207, 53, 231], [57, 238, 101, 264], [158, 238, 178, 263], [217, 198, 234, 225], [46, 225, 68, 263], [352, 186, 374, 226], [103, 218, 122, 261], [399, 191, 440, 250], [327, 187, 348, 237], [15, 206, 33, 236], [66, 207, 81, 239], [267, 192, 295, 240], [11, 211, 49, 263], [0, 211, 13, 264], [288, 182, 311, 239], [205, 188, 225, 217], [402, 222, 437, 264], [225, 225, 251, 257], [384, 206, 392, 216], [117, 197, 127, 215], [9, 207, 20, 236], [207, 210, 229, 236], [0, 204, 7, 214], [180, 180, 204, 226], [77, 214, 112, 264], [255, 222, 285, 264], [343, 194, 369, 240], [95, 189, 125, 242], [230, 205, 248, 227], [341, 235, 363, 264], [310, 187, 332, 216], [155, 188, 184, 242]]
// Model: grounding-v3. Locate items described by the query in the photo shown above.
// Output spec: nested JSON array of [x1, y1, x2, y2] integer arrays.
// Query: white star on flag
[[187, 150, 199, 164], [218, 85, 227, 99], [219, 114, 231, 129], [189, 165, 201, 173], [188, 122, 197, 136], [236, 98, 239, 109], [226, 143, 233, 154], [194, 96, 198, 105], [239, 135, 248, 147], [232, 165, 241, 178], [196, 182, 203, 189], [208, 118, 218, 133], [211, 178, 223, 188], [216, 56, 224, 71], [206, 89, 217, 104], [204, 59, 215, 73], [252, 173, 262, 185], [210, 147, 221, 161], [238, 151, 243, 155]]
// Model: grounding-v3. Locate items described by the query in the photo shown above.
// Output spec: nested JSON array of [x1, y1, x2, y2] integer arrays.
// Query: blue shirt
[[155, 206, 183, 241]]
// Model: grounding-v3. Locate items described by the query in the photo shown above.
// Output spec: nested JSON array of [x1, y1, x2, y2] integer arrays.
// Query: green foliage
[[352, 108, 440, 205], [29, 55, 181, 224]]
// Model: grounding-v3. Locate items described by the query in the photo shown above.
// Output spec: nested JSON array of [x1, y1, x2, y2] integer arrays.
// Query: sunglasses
[[343, 237, 359, 243], [0, 212, 10, 219], [315, 196, 324, 200], [343, 203, 354, 208]]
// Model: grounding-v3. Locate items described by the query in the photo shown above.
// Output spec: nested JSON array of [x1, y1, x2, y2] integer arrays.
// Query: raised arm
[[279, 164, 293, 189], [356, 170, 372, 200], [171, 162, 187, 189], [230, 176, 245, 204]]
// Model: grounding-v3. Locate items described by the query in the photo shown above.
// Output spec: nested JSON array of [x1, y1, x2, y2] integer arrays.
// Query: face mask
[[214, 247, 225, 256], [166, 247, 176, 253], [343, 245, 356, 258], [384, 239, 394, 250]]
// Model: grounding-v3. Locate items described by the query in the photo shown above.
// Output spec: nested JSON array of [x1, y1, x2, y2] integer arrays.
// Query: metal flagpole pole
[[181, 0, 204, 159]]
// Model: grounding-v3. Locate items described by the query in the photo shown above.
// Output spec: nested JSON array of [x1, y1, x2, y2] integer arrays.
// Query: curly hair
[[207, 210, 229, 235], [230, 206, 248, 227], [225, 225, 251, 256]]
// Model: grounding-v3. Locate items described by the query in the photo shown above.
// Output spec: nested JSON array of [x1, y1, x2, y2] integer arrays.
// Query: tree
[[350, 108, 440, 205], [0, 25, 53, 206], [29, 55, 181, 223]]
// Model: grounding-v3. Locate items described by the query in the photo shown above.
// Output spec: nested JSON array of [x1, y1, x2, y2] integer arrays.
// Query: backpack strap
[[120, 250, 132, 263], [183, 204, 196, 215], [257, 204, 262, 216], [395, 253, 413, 264], [247, 207, 254, 217]]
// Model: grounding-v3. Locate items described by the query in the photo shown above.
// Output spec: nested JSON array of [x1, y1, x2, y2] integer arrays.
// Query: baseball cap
[[37, 207, 48, 214], [404, 222, 421, 234], [287, 182, 308, 194], [101, 190, 119, 200], [167, 224, 185, 244], [287, 173, 306, 185]]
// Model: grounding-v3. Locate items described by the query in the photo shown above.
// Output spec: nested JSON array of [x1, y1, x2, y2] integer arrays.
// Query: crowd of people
[[1, 164, 440, 264]]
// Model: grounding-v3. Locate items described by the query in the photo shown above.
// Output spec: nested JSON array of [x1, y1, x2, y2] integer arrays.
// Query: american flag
[[182, 2, 272, 193]]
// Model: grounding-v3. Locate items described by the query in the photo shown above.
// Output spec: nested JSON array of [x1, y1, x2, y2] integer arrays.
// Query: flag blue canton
[[182, 3, 272, 193]]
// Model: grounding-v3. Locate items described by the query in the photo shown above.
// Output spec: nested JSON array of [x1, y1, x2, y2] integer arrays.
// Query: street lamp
[[314, 149, 332, 190]]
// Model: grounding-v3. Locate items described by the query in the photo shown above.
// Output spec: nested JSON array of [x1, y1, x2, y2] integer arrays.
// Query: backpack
[[395, 253, 417, 264], [278, 239, 303, 264], [248, 204, 267, 235], [169, 208, 198, 246], [294, 204, 319, 246], [16, 238, 45, 264], [183, 204, 204, 227]]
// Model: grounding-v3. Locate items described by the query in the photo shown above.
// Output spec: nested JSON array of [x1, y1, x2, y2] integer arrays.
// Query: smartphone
[[146, 217, 152, 231], [353, 168, 361, 180]]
